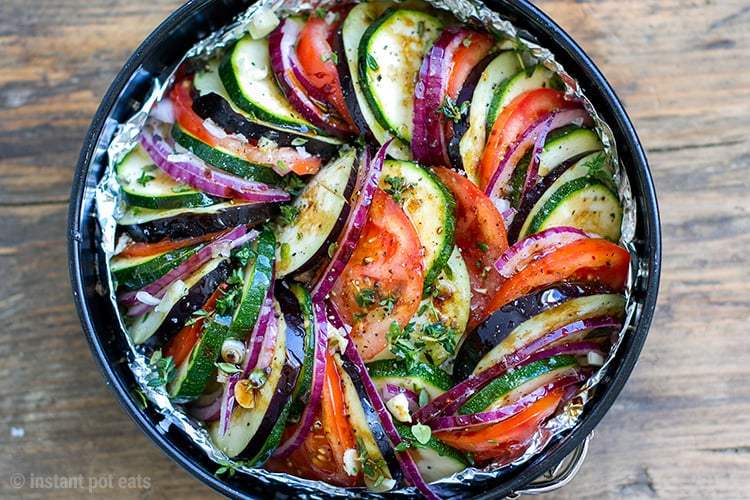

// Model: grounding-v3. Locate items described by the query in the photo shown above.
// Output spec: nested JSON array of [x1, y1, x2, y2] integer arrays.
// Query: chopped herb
[[583, 152, 608, 175], [366, 53, 379, 71], [383, 175, 414, 204], [280, 242, 291, 262], [353, 312, 367, 322], [136, 170, 156, 187], [215, 362, 242, 374], [214, 459, 240, 478], [314, 7, 326, 18], [171, 185, 193, 193], [418, 388, 429, 408], [276, 159, 288, 173], [279, 204, 300, 226], [290, 137, 308, 146], [388, 321, 420, 369], [411, 423, 432, 444], [233, 244, 254, 266], [284, 173, 306, 197], [327, 241, 339, 258], [227, 267, 244, 286], [394, 441, 411, 452], [438, 96, 469, 123], [462, 36, 473, 47], [215, 286, 240, 316], [248, 368, 268, 388], [146, 350, 176, 389], [321, 52, 339, 65], [356, 437, 389, 485], [417, 20, 425, 38], [185, 308, 210, 326], [355, 288, 378, 308], [379, 293, 398, 314], [421, 322, 457, 355], [477, 241, 489, 253]]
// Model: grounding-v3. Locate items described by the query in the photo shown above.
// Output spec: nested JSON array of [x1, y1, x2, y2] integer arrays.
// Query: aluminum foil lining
[[94, 0, 641, 496]]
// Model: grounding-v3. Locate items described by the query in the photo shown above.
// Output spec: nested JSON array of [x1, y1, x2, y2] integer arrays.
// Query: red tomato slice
[[433, 167, 508, 331], [115, 230, 226, 258], [486, 238, 630, 313], [296, 14, 357, 132], [330, 189, 424, 360], [435, 388, 563, 464], [164, 283, 228, 365], [479, 88, 574, 190], [267, 353, 360, 487], [170, 77, 321, 176], [446, 32, 495, 100]]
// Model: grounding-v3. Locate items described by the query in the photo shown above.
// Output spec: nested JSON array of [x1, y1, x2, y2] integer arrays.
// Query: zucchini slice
[[274, 149, 357, 277], [380, 160, 455, 286], [118, 201, 273, 243], [409, 246, 471, 366], [474, 293, 625, 374], [340, 2, 411, 159], [171, 124, 283, 185], [518, 152, 621, 241], [219, 36, 330, 138], [394, 422, 468, 483], [168, 320, 228, 402], [367, 359, 453, 399], [208, 310, 293, 460], [194, 60, 343, 147], [337, 354, 399, 491], [460, 355, 578, 414], [538, 127, 603, 177], [458, 51, 521, 183], [358, 8, 443, 143], [116, 145, 214, 210], [111, 245, 198, 290], [485, 64, 556, 133], [127, 257, 229, 345], [229, 228, 276, 339]]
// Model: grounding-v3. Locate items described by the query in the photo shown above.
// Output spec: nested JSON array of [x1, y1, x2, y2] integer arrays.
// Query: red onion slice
[[485, 108, 591, 203], [412, 27, 469, 166], [140, 131, 290, 202], [311, 142, 389, 301], [268, 18, 350, 137], [120, 226, 257, 315], [328, 303, 438, 499], [219, 372, 241, 436], [430, 371, 588, 432], [495, 226, 592, 278], [414, 316, 621, 423], [241, 283, 276, 373], [272, 300, 328, 458]]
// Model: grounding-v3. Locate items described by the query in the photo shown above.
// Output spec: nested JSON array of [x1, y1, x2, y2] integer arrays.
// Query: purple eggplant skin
[[453, 282, 613, 381], [141, 260, 230, 350], [332, 26, 374, 141], [288, 150, 359, 278], [120, 203, 274, 243], [338, 354, 403, 485], [506, 160, 575, 244], [447, 53, 497, 171], [236, 353, 301, 462], [191, 92, 339, 160]]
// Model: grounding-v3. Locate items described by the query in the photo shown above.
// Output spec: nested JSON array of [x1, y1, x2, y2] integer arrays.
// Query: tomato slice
[[296, 14, 357, 132], [486, 238, 630, 313], [267, 353, 359, 487], [479, 88, 574, 190], [435, 388, 563, 464], [331, 189, 424, 360], [433, 167, 508, 330], [170, 77, 321, 176], [446, 32, 495, 100], [164, 283, 228, 365], [115, 230, 225, 258]]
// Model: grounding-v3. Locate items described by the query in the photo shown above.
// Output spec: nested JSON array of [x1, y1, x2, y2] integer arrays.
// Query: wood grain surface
[[1, 0, 748, 498]]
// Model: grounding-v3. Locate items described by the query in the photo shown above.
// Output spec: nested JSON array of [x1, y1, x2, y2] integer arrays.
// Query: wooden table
[[1, 0, 748, 498]]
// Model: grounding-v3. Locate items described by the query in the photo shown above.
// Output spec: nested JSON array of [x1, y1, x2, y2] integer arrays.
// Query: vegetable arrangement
[[110, 2, 629, 497]]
